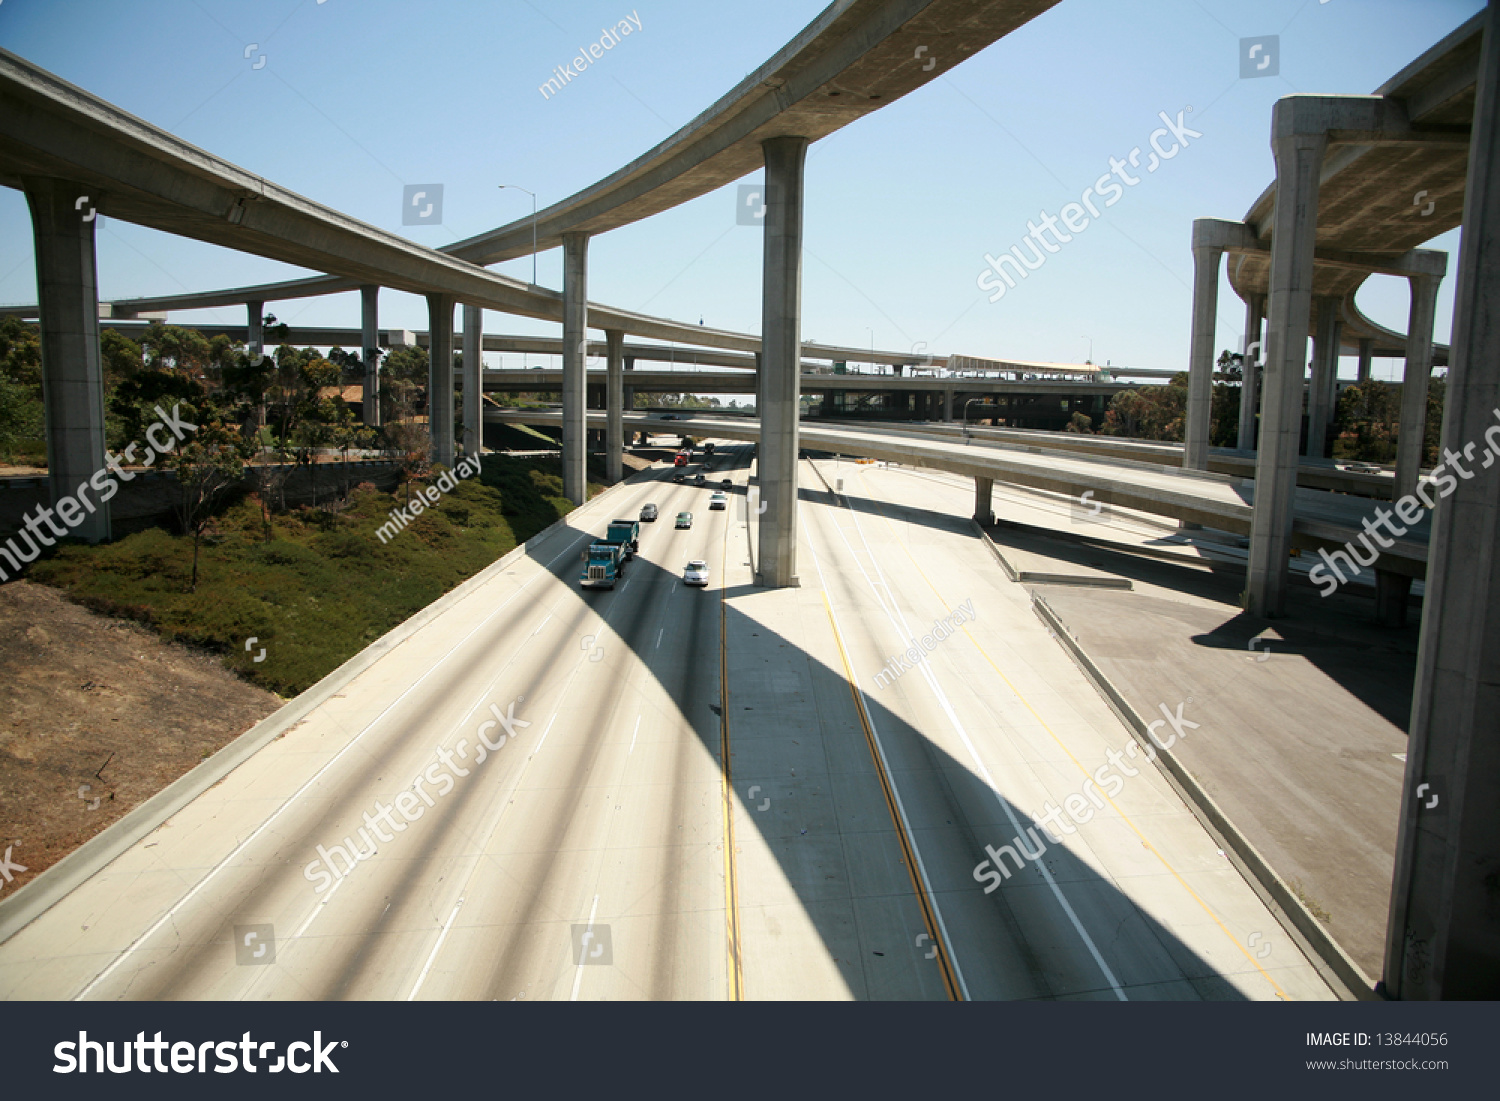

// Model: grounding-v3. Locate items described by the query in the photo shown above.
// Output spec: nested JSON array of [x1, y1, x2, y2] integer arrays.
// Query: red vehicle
[[674, 451, 690, 467]]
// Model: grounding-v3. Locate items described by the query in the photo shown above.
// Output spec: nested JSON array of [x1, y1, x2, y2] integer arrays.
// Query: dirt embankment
[[0, 581, 281, 899]]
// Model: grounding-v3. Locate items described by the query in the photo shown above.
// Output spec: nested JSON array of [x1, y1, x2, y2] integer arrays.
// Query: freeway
[[0, 440, 1335, 1000], [498, 411, 1432, 575]]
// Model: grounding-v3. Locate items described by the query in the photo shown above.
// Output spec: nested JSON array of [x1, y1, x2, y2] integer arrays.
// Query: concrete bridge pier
[[1237, 293, 1264, 450], [426, 293, 455, 468], [1357, 337, 1374, 384], [360, 285, 380, 427], [1395, 271, 1444, 502], [973, 476, 994, 526], [1306, 295, 1342, 460], [606, 329, 624, 483], [622, 353, 635, 429], [943, 388, 954, 422], [247, 299, 264, 365], [563, 233, 589, 505], [755, 135, 808, 588], [462, 303, 483, 458], [24, 177, 110, 544], [1246, 109, 1326, 618], [1385, 0, 1500, 997], [1185, 225, 1224, 471]]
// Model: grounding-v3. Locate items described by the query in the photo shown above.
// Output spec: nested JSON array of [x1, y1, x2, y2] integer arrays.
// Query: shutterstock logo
[[54, 1031, 345, 1074]]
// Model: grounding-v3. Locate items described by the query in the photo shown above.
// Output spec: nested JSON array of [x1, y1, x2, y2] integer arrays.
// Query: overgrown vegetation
[[28, 454, 591, 696]]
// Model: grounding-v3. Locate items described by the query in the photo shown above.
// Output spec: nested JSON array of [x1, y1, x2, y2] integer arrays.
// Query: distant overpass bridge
[[494, 409, 1430, 580]]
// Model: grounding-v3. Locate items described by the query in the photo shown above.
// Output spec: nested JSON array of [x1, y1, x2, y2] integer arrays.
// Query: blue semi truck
[[580, 542, 625, 589]]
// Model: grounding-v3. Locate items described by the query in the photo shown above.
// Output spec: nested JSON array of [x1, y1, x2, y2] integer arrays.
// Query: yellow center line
[[718, 469, 744, 1000], [818, 589, 962, 1001], [851, 466, 1291, 1001]]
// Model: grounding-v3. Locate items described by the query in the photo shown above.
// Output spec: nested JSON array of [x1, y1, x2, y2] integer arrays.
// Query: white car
[[708, 493, 728, 510], [683, 560, 710, 587]]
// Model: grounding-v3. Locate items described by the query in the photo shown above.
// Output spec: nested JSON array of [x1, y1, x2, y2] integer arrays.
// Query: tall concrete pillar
[[462, 303, 482, 458], [943, 388, 954, 422], [426, 294, 455, 468], [1384, 0, 1500, 999], [562, 233, 589, 505], [623, 353, 635, 423], [360, 285, 380, 427], [247, 299, 264, 363], [755, 135, 808, 588], [1245, 113, 1327, 618], [974, 477, 994, 526], [606, 329, 624, 484], [24, 177, 109, 544], [1237, 294, 1265, 450], [1307, 296, 1342, 460], [1185, 227, 1224, 470], [1358, 338, 1374, 384], [1394, 273, 1443, 502]]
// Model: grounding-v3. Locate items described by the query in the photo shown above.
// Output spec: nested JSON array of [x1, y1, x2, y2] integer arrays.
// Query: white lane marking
[[293, 872, 348, 940], [628, 715, 640, 756], [407, 896, 465, 1001], [570, 894, 600, 1002], [533, 614, 552, 636], [837, 468, 1128, 1001], [74, 525, 593, 1001], [802, 517, 972, 1002], [533, 713, 556, 757], [655, 628, 664, 650]]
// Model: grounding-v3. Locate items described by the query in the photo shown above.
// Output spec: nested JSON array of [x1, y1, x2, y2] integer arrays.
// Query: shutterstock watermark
[[972, 700, 1199, 892], [0, 404, 196, 582], [302, 697, 529, 893], [873, 599, 976, 689], [976, 107, 1201, 303], [1308, 408, 1500, 597], [376, 454, 482, 544], [538, 9, 643, 100]]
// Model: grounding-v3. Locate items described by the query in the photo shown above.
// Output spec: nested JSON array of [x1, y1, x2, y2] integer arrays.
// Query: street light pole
[[498, 184, 537, 287]]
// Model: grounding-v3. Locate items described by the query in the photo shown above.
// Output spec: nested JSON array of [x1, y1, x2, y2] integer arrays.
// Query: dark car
[[720, 478, 732, 489], [694, 473, 707, 485], [640, 503, 659, 522]]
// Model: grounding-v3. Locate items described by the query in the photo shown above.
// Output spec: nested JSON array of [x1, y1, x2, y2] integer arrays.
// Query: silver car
[[683, 559, 710, 587]]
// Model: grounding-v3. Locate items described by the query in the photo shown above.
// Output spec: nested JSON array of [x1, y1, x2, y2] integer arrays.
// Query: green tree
[[164, 408, 252, 591]]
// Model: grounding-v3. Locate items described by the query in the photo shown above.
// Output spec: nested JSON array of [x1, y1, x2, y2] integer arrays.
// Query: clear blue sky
[[0, 0, 1483, 381]]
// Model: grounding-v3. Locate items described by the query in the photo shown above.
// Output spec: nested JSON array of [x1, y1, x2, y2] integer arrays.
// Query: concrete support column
[[1358, 338, 1374, 384], [562, 232, 589, 505], [1238, 294, 1265, 450], [974, 476, 994, 526], [24, 177, 110, 544], [622, 354, 635, 423], [1245, 118, 1327, 617], [1384, 0, 1500, 998], [755, 135, 808, 588], [606, 329, 624, 484], [360, 285, 380, 427], [1185, 231, 1224, 470], [426, 293, 455, 468], [1394, 273, 1443, 502], [943, 388, 954, 422], [461, 303, 482, 458], [247, 299, 264, 364], [1307, 296, 1342, 459], [247, 299, 267, 429]]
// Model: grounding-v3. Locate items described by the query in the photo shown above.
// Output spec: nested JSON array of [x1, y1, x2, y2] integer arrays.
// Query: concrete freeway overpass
[[494, 409, 1432, 580]]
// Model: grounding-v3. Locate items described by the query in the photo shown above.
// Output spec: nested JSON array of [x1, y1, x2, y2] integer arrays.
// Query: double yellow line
[[821, 591, 963, 1000], [717, 475, 745, 1000]]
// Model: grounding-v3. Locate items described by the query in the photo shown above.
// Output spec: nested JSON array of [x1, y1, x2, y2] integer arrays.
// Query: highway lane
[[0, 440, 1337, 1000], [0, 452, 745, 1000], [795, 457, 1337, 999]]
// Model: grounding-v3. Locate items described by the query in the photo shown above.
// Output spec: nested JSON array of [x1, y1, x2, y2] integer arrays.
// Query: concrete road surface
[[0, 443, 1335, 1000]]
